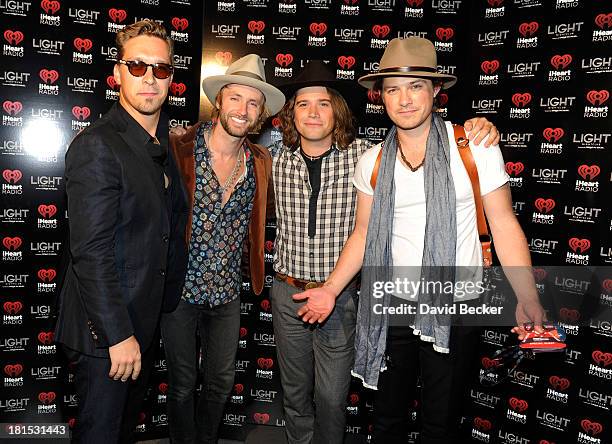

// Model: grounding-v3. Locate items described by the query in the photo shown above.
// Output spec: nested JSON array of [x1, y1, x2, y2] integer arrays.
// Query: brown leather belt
[[275, 273, 324, 290]]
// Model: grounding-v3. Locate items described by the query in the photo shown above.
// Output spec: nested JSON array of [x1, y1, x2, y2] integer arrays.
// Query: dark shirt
[[301, 148, 333, 238]]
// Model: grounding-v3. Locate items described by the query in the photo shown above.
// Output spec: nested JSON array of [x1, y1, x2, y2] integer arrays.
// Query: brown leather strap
[[275, 273, 324, 290], [370, 147, 384, 189], [453, 124, 493, 266]]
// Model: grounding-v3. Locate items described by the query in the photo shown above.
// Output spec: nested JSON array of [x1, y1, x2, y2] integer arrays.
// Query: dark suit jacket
[[55, 103, 188, 357]]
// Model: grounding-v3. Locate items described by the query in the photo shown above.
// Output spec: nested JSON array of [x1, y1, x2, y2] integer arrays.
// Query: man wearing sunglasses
[[55, 20, 188, 443]]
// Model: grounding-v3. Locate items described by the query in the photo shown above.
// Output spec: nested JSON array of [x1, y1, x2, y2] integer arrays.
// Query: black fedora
[[279, 60, 351, 99]]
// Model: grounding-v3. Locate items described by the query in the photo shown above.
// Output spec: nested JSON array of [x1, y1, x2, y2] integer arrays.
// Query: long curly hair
[[278, 87, 356, 150]]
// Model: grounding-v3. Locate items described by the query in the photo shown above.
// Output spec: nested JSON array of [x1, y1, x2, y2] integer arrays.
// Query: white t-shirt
[[353, 121, 509, 271]]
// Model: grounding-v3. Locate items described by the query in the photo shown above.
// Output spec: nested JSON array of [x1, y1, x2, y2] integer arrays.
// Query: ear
[[113, 63, 121, 87]]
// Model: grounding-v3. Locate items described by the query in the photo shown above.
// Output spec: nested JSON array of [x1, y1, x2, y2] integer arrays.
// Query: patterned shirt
[[183, 124, 255, 306], [269, 138, 372, 282]]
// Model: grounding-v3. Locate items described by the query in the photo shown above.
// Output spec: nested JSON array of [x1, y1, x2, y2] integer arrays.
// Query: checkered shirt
[[268, 138, 373, 282]]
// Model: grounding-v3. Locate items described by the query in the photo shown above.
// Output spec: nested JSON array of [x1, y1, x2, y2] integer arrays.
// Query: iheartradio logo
[[38, 331, 54, 345], [253, 413, 270, 424], [158, 382, 168, 394], [39, 69, 60, 84], [349, 393, 359, 405], [481, 357, 499, 369], [568, 238, 590, 253], [603, 278, 612, 294], [586, 90, 609, 106], [581, 419, 603, 436], [4, 363, 24, 377], [591, 350, 612, 367], [437, 93, 448, 107], [38, 392, 56, 404], [38, 204, 57, 218], [72, 106, 91, 120], [337, 56, 356, 70], [372, 24, 391, 39], [73, 37, 93, 53], [577, 164, 600, 180], [505, 162, 524, 176], [480, 60, 500, 74], [532, 268, 546, 282], [264, 240, 274, 252], [3, 301, 23, 314], [594, 13, 612, 30], [37, 268, 57, 282], [233, 383, 244, 395], [534, 198, 555, 213], [548, 376, 570, 391], [257, 357, 274, 370], [41, 0, 61, 15], [2, 101, 23, 116], [405, 0, 423, 6], [260, 299, 271, 312], [550, 54, 572, 70], [275, 53, 293, 67], [271, 117, 280, 129], [239, 327, 247, 338], [368, 90, 382, 104], [2, 169, 22, 183], [106, 76, 118, 90], [543, 128, 564, 142], [171, 17, 189, 32], [309, 22, 327, 36], [3, 30, 24, 45], [435, 27, 454, 41], [2, 236, 22, 250], [248, 20, 265, 34], [170, 82, 186, 96], [214, 51, 232, 66], [108, 8, 127, 23], [511, 93, 532, 107], [343, 0, 358, 4], [473, 417, 492, 432], [508, 397, 528, 413], [518, 21, 539, 37], [486, 0, 503, 6], [559, 307, 580, 323]]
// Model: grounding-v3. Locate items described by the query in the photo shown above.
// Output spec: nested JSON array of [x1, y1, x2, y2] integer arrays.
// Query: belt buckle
[[305, 282, 319, 290]]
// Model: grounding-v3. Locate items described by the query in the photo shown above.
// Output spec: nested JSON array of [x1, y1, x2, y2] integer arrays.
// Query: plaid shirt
[[269, 138, 372, 282]]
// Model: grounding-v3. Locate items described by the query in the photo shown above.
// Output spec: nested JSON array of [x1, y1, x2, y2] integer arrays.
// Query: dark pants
[[64, 339, 156, 444], [160, 298, 240, 444], [271, 278, 357, 444], [372, 325, 480, 444]]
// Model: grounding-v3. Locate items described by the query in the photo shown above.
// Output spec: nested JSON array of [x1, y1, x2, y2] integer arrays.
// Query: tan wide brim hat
[[358, 37, 457, 90], [202, 54, 286, 115]]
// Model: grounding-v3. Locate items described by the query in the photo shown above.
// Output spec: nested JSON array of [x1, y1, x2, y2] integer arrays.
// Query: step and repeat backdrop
[[2, 0, 611, 442]]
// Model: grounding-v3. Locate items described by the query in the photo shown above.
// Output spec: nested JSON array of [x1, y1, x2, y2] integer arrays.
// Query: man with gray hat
[[160, 54, 284, 444], [271, 59, 500, 444], [295, 38, 545, 443]]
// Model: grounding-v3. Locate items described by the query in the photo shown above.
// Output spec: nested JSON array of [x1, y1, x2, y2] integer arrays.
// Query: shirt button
[[309, 253, 314, 257], [159, 269, 166, 276], [162, 234, 169, 242]]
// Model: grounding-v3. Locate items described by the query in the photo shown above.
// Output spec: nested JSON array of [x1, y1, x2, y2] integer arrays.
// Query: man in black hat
[[269, 60, 500, 444], [294, 40, 545, 444]]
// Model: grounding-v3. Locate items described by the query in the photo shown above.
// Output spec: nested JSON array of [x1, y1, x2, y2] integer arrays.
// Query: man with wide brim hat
[[161, 53, 284, 444], [294, 37, 544, 444], [264, 56, 499, 444]]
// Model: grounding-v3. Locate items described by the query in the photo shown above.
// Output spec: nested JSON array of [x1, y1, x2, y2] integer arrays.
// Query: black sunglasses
[[117, 59, 173, 79]]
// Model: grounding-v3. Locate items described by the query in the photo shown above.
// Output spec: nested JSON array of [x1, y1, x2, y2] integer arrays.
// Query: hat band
[[230, 70, 264, 82], [377, 66, 438, 74]]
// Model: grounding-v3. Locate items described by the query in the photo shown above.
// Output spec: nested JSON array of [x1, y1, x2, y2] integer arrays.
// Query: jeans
[[372, 325, 480, 444], [271, 278, 357, 444], [160, 298, 240, 444]]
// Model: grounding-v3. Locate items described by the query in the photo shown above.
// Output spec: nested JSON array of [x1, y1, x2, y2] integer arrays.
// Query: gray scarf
[[352, 114, 457, 389]]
